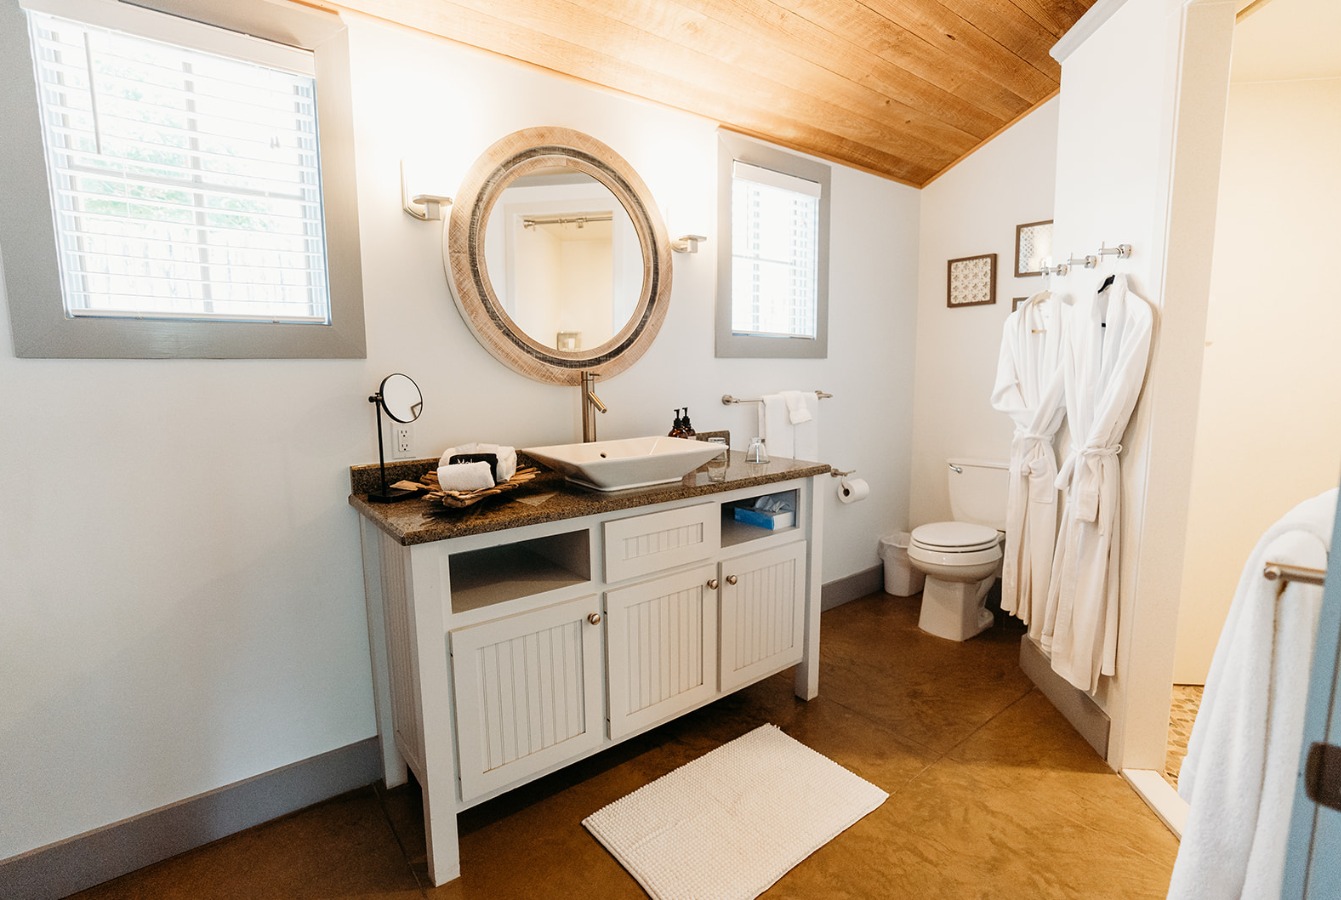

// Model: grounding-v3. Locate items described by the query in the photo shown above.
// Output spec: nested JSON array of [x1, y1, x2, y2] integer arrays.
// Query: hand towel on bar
[[782, 390, 813, 424], [1168, 488, 1336, 900], [439, 443, 517, 482], [759, 392, 819, 461], [436, 461, 495, 492]]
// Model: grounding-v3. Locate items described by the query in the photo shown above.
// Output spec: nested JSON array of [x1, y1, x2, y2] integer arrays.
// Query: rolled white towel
[[436, 461, 494, 492], [439, 443, 517, 482]]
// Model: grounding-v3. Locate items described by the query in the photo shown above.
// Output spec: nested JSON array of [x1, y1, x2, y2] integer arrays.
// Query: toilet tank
[[946, 458, 1009, 530]]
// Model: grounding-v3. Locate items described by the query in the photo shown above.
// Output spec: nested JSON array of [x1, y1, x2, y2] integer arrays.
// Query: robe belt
[[1056, 444, 1122, 525], [1011, 432, 1059, 505]]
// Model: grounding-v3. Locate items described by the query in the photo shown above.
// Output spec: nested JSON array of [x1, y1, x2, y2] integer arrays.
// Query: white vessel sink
[[523, 436, 724, 491]]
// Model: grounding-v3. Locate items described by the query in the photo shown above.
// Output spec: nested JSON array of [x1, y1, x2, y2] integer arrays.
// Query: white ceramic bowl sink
[[523, 436, 724, 491]]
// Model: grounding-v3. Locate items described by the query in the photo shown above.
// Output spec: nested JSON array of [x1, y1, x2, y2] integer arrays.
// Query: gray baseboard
[[0, 737, 381, 900], [1019, 636, 1111, 759], [821, 565, 883, 611]]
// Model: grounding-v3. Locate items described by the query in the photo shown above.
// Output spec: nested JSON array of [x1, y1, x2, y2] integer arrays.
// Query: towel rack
[[1263, 562, 1328, 587], [721, 390, 833, 406]]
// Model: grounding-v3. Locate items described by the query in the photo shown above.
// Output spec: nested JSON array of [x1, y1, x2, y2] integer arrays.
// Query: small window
[[29, 10, 328, 324], [0, 0, 365, 358], [716, 132, 829, 359]]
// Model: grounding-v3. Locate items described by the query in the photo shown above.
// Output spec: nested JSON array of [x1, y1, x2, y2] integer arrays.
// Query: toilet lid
[[911, 521, 1000, 552]]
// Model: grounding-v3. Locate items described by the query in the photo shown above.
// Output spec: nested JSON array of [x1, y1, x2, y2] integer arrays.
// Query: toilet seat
[[910, 521, 1000, 553]]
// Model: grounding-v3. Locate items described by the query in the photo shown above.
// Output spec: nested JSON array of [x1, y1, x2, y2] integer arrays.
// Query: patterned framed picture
[[947, 253, 997, 308], [1015, 220, 1053, 277]]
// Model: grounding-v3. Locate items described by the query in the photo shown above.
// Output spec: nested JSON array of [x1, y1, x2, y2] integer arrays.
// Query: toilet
[[908, 458, 1009, 641]]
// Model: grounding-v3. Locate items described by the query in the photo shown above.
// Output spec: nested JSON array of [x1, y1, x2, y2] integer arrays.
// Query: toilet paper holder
[[829, 468, 855, 478]]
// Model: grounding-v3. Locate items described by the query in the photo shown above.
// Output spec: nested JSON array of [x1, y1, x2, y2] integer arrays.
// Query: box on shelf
[[732, 504, 795, 530]]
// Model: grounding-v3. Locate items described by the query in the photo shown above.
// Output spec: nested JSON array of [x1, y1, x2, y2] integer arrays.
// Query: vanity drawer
[[603, 502, 720, 583]]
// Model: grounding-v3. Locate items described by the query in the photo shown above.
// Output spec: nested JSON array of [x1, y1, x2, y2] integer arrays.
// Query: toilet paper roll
[[837, 477, 869, 504]]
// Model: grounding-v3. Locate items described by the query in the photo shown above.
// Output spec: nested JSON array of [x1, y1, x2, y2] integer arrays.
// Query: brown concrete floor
[[72, 594, 1179, 899]]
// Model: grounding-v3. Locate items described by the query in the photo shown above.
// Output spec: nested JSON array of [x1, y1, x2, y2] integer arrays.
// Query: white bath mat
[[582, 724, 888, 900]]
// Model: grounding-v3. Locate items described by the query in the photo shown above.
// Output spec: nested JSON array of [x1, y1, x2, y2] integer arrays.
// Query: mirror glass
[[482, 166, 641, 352], [444, 127, 672, 386], [379, 372, 423, 423]]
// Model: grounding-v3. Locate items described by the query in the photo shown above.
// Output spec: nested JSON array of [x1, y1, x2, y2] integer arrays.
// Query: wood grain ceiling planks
[[309, 0, 1096, 186]]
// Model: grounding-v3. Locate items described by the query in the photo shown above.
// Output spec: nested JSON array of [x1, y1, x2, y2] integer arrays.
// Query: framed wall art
[[1015, 220, 1053, 277], [947, 253, 996, 308], [1012, 296, 1028, 311]]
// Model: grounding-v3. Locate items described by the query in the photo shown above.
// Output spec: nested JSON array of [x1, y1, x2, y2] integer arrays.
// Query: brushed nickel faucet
[[581, 370, 607, 442]]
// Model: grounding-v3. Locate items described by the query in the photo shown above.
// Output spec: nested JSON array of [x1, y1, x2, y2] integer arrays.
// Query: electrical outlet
[[392, 424, 414, 459]]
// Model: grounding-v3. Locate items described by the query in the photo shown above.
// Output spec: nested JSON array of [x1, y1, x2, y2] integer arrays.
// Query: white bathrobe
[[990, 291, 1067, 635], [1040, 274, 1153, 692], [1169, 488, 1336, 900]]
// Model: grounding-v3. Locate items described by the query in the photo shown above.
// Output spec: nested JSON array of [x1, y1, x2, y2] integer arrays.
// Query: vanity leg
[[408, 544, 463, 886], [359, 518, 408, 787], [795, 474, 824, 701], [421, 775, 461, 886]]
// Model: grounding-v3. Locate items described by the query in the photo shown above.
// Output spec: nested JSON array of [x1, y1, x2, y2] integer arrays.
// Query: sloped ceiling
[[310, 0, 1098, 186]]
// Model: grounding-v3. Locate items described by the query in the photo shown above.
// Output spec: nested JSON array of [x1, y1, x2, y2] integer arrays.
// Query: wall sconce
[[671, 234, 708, 253], [400, 160, 452, 221]]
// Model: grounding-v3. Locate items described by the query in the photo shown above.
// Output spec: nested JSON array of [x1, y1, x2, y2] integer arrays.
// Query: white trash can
[[880, 531, 924, 597]]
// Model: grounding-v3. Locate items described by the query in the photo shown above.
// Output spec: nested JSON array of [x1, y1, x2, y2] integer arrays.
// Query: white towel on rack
[[759, 392, 819, 461], [1168, 488, 1336, 900], [782, 390, 813, 424]]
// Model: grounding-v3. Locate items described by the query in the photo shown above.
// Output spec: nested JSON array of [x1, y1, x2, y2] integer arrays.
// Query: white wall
[[1042, 0, 1237, 769], [0, 12, 920, 859], [909, 99, 1059, 527], [1173, 75, 1341, 682]]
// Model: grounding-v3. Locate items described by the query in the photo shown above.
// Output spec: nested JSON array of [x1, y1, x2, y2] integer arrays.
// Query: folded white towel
[[782, 390, 813, 425], [436, 461, 495, 492], [439, 443, 517, 482]]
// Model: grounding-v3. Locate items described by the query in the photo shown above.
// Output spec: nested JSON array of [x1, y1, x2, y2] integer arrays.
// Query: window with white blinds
[[26, 5, 330, 324], [715, 132, 829, 359], [730, 161, 820, 339]]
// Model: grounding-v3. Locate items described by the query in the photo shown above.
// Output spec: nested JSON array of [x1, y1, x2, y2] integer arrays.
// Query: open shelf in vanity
[[447, 529, 590, 613]]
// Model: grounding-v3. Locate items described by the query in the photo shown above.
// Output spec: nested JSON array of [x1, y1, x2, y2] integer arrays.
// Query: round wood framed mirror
[[444, 127, 672, 385]]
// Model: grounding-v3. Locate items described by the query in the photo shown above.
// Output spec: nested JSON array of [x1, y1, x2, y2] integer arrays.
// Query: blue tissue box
[[733, 505, 795, 530]]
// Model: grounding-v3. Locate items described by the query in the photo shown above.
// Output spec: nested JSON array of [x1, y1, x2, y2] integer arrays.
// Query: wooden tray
[[421, 466, 541, 509]]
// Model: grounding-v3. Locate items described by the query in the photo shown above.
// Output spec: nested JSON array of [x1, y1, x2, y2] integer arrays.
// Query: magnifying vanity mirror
[[444, 127, 672, 385], [367, 373, 423, 503]]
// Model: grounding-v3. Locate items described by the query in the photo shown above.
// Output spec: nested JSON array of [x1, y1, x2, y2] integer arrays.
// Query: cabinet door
[[605, 563, 718, 740], [719, 541, 807, 692], [450, 595, 604, 802]]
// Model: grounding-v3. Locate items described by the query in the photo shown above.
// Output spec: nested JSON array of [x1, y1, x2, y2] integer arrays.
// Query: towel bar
[[721, 390, 833, 405], [1263, 562, 1327, 587]]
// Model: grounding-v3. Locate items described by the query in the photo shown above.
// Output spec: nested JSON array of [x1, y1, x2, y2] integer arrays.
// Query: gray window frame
[[0, 0, 366, 359], [715, 131, 830, 359]]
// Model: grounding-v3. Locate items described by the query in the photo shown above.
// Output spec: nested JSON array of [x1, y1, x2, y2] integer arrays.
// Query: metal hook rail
[[1040, 242, 1134, 277]]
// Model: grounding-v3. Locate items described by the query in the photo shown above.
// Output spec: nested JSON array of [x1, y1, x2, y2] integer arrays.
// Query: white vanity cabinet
[[718, 541, 808, 692], [604, 562, 719, 740], [450, 593, 605, 801], [353, 466, 826, 887]]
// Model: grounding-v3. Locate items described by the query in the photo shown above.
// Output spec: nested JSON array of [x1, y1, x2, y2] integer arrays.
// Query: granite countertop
[[349, 451, 831, 546]]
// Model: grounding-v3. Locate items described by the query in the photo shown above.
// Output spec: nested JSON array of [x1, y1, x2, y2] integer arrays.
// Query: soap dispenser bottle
[[668, 408, 685, 437], [680, 406, 696, 438]]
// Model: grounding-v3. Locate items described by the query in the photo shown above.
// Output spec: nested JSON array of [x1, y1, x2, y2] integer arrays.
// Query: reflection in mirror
[[482, 167, 641, 350], [379, 372, 424, 423]]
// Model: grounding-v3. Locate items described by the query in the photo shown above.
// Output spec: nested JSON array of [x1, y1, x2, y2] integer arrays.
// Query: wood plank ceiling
[[307, 0, 1098, 186]]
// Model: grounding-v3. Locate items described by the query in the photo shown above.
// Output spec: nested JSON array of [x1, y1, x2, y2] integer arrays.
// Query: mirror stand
[[367, 373, 424, 504]]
